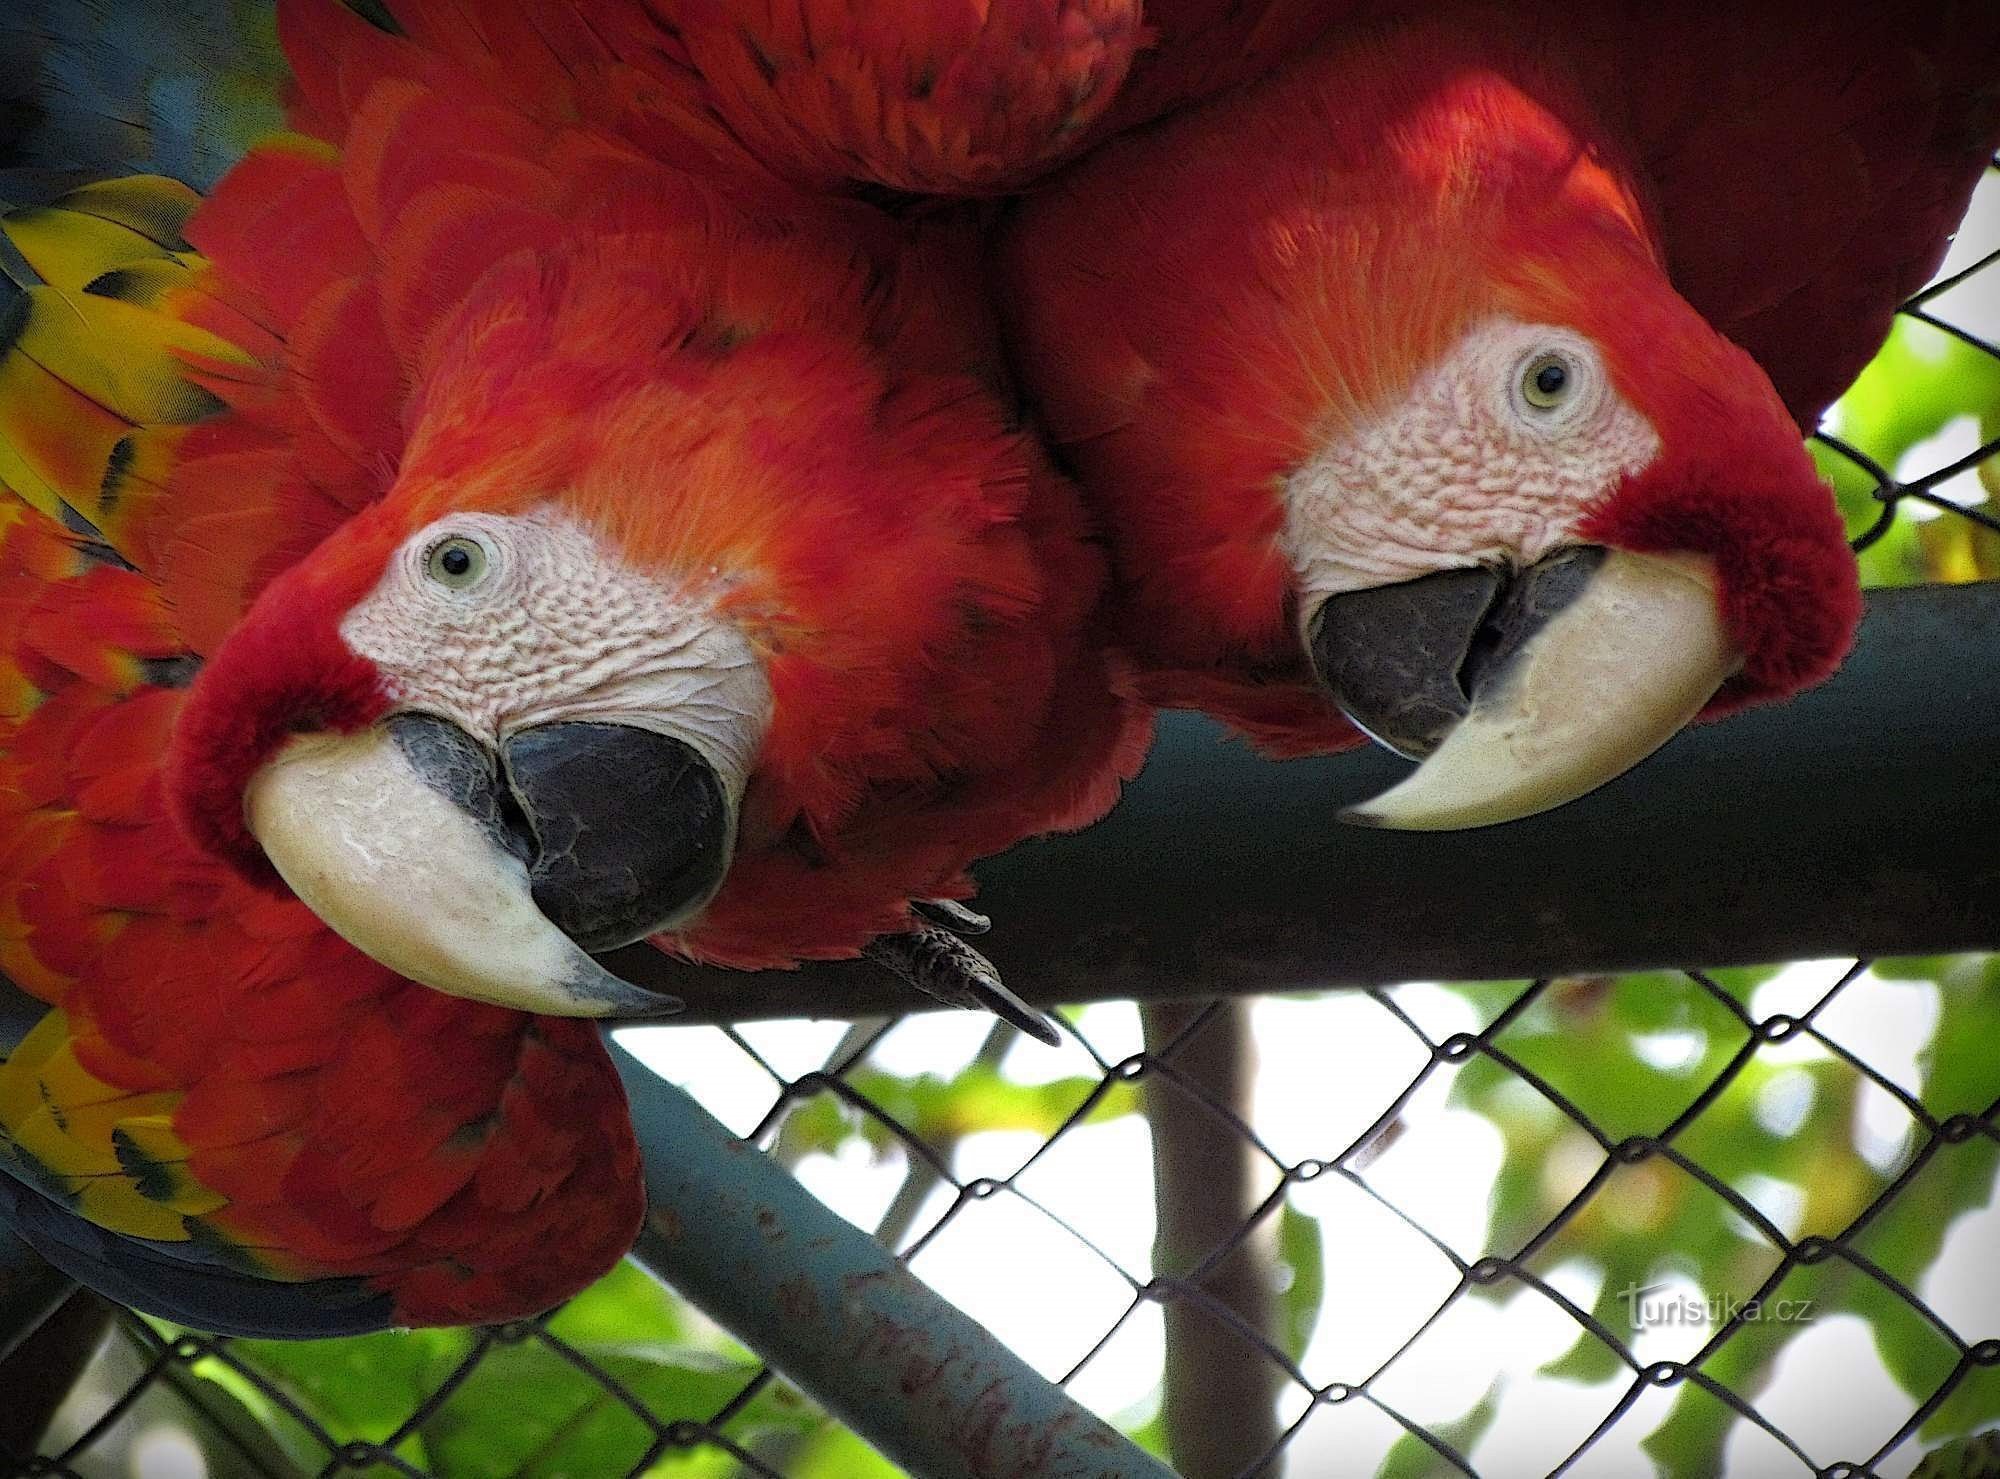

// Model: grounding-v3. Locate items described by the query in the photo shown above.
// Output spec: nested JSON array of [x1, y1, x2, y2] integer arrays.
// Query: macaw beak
[[1311, 547, 1740, 830], [245, 714, 731, 1015]]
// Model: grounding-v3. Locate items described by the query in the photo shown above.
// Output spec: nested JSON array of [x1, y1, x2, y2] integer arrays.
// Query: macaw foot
[[865, 910, 1059, 1045]]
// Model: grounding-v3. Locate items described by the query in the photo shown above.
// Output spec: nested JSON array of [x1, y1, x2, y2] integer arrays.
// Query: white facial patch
[[339, 509, 773, 809], [1280, 317, 1660, 623]]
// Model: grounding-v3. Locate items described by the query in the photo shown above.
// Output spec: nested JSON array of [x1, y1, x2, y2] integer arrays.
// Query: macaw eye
[[425, 535, 491, 590], [1520, 351, 1574, 410]]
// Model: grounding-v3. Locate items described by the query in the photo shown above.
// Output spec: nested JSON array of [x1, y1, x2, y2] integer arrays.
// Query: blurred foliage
[[171, 1262, 820, 1477], [1379, 1387, 1500, 1479], [1276, 1203, 1327, 1367], [1914, 1428, 2000, 1479], [772, 1062, 1139, 1164], [1371, 959, 2000, 1479], [1813, 316, 2000, 588]]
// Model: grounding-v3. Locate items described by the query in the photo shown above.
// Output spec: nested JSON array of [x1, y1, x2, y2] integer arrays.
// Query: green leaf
[[413, 1338, 807, 1478], [1433, 980, 1544, 1033], [217, 1327, 467, 1472], [192, 1260, 819, 1478], [784, 1422, 909, 1479], [1911, 1427, 2000, 1479], [1915, 957, 2000, 1121], [1122, 1407, 1171, 1461], [1816, 318, 2000, 589], [1920, 1379, 2000, 1465], [1537, 1309, 1625, 1386], [1277, 1201, 1326, 1365], [1642, 1367, 1758, 1479], [1376, 1384, 1499, 1479], [543, 1259, 699, 1347], [774, 1065, 1140, 1162]]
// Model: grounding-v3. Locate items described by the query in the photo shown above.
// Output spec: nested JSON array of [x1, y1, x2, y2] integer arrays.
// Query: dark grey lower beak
[[502, 722, 731, 952], [389, 713, 731, 955], [1307, 546, 1606, 758]]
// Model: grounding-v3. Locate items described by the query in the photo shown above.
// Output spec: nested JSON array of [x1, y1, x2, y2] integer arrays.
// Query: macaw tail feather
[[0, 1173, 396, 1338]]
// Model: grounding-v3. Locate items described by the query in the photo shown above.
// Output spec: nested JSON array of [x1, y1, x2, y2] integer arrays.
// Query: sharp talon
[[911, 898, 992, 936], [963, 973, 1063, 1047], [863, 926, 1060, 1044]]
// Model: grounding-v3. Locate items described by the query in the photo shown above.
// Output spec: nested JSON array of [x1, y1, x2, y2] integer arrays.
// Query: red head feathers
[[999, 5, 1994, 827], [149, 1, 1147, 1005]]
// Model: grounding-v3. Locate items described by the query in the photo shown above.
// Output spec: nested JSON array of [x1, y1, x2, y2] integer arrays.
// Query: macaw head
[[1293, 147, 1862, 829], [1002, 36, 1862, 828], [167, 234, 1046, 1015]]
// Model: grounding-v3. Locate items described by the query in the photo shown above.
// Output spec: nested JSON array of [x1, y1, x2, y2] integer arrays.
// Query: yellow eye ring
[[425, 535, 490, 590], [1520, 351, 1575, 411]]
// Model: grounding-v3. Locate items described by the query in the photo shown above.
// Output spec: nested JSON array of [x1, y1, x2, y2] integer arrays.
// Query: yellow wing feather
[[0, 1009, 222, 1243], [0, 177, 246, 556]]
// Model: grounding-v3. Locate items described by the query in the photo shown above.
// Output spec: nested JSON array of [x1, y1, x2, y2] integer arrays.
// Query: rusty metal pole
[[611, 1043, 1178, 1479]]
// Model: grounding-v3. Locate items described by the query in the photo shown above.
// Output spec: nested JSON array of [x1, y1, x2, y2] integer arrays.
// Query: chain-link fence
[[8, 164, 2000, 1479]]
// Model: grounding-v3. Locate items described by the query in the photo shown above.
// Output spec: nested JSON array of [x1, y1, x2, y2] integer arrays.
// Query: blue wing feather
[[1, 0, 291, 202], [0, 976, 40, 1057]]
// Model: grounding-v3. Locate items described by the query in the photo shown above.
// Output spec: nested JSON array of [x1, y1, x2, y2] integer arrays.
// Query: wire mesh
[[5, 163, 1999, 1479]]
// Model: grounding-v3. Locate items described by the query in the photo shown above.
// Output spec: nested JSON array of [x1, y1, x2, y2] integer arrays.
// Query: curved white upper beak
[[247, 726, 682, 1017], [1341, 550, 1740, 830]]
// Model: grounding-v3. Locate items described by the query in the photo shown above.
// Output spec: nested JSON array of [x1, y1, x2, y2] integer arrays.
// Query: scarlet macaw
[[998, 2, 1999, 825], [0, 0, 1147, 1334]]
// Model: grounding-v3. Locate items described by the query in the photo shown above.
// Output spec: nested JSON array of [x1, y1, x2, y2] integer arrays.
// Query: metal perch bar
[[607, 580, 2000, 1020], [612, 1043, 1178, 1479]]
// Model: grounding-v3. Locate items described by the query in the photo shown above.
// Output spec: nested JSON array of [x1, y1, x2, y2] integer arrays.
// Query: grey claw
[[864, 926, 1060, 1045], [911, 898, 992, 936]]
